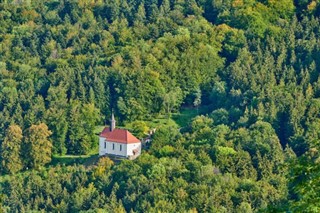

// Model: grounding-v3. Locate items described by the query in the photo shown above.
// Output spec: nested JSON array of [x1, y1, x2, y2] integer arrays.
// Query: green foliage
[[0, 125, 23, 174], [190, 115, 213, 132], [149, 126, 180, 155], [0, 0, 318, 212], [67, 102, 99, 155], [216, 146, 237, 155], [158, 145, 175, 157], [289, 145, 320, 212], [126, 121, 149, 139], [24, 123, 52, 169], [163, 87, 184, 117], [45, 85, 69, 155], [92, 157, 114, 179]]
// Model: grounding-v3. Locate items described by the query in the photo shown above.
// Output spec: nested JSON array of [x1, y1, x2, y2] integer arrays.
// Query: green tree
[[81, 103, 100, 149], [0, 125, 23, 174], [67, 101, 99, 154], [24, 123, 52, 169], [45, 107, 68, 155], [67, 101, 88, 155], [289, 147, 320, 212], [45, 85, 69, 155], [126, 121, 149, 139], [163, 87, 183, 118], [93, 157, 114, 179], [150, 126, 180, 154]]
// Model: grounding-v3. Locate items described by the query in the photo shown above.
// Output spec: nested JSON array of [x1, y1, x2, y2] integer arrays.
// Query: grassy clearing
[[144, 115, 179, 129], [172, 105, 211, 127], [125, 105, 211, 131]]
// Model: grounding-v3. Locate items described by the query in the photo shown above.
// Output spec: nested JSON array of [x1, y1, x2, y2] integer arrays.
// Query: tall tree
[[163, 87, 183, 118], [81, 103, 100, 149], [0, 125, 23, 174], [24, 123, 52, 169], [45, 85, 69, 155], [67, 101, 99, 154], [67, 100, 87, 154]]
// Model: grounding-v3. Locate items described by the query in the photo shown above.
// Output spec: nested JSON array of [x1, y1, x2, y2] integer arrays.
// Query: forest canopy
[[0, 0, 320, 212]]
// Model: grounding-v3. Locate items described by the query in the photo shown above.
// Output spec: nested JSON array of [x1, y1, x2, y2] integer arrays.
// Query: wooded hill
[[0, 0, 319, 212]]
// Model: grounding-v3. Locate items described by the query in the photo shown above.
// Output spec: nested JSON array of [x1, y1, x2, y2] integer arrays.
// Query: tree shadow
[[51, 154, 99, 167]]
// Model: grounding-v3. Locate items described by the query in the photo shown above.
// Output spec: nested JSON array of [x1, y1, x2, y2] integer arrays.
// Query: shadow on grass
[[51, 154, 99, 167]]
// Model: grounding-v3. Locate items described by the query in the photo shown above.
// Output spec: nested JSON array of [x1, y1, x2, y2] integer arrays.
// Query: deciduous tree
[[0, 125, 23, 174]]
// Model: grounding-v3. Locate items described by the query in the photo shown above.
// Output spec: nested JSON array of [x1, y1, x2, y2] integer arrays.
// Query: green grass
[[144, 115, 179, 129], [172, 105, 211, 127], [131, 105, 211, 130]]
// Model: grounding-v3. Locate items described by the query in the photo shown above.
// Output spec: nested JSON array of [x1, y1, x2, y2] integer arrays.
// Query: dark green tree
[[24, 123, 52, 169]]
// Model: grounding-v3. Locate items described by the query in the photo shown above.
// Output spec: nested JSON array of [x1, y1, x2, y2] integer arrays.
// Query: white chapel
[[99, 113, 141, 159]]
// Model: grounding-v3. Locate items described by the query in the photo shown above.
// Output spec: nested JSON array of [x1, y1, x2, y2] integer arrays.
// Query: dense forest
[[0, 0, 319, 212]]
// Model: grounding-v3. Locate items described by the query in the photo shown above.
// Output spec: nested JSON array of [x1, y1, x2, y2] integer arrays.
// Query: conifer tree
[[24, 123, 52, 169]]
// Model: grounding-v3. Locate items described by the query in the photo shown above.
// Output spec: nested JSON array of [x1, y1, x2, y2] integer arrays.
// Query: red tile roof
[[100, 127, 141, 144]]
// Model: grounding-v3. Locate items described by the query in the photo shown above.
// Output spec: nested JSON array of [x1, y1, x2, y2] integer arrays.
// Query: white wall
[[127, 142, 141, 157], [99, 137, 127, 157], [106, 141, 127, 156], [99, 137, 141, 157], [99, 137, 106, 156]]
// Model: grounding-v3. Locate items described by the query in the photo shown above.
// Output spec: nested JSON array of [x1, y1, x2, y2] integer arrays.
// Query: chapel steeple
[[110, 111, 116, 131]]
